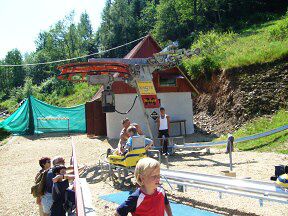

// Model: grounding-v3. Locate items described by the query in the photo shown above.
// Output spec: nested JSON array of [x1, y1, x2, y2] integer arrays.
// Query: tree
[[77, 12, 97, 55], [138, 1, 157, 36], [97, 0, 140, 57], [4, 49, 25, 88]]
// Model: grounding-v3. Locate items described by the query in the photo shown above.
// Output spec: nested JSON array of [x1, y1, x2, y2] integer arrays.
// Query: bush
[[268, 15, 288, 41], [183, 30, 234, 79]]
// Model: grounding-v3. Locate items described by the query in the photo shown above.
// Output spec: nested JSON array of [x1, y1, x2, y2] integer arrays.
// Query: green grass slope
[[184, 15, 288, 78], [217, 110, 288, 154]]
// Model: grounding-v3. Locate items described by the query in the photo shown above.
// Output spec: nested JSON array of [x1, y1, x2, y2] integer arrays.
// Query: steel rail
[[161, 178, 288, 205], [152, 125, 288, 150], [160, 168, 288, 205], [106, 164, 288, 205]]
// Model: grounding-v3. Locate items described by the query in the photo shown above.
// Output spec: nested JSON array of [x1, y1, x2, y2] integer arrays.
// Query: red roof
[[124, 34, 161, 59]]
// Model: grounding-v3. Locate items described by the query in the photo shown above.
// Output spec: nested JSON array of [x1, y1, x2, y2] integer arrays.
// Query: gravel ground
[[0, 134, 287, 216]]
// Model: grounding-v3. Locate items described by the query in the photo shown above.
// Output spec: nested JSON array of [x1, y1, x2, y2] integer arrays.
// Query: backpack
[[31, 170, 48, 198]]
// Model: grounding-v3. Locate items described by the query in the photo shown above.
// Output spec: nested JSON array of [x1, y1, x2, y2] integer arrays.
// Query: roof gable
[[124, 35, 162, 59]]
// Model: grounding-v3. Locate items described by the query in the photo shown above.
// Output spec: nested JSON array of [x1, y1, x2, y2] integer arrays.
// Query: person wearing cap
[[157, 107, 170, 155]]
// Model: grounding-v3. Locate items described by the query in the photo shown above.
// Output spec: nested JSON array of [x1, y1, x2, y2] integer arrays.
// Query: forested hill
[[0, 1, 288, 112]]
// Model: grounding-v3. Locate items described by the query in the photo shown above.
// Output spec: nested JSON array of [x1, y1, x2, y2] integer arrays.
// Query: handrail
[[71, 138, 85, 216]]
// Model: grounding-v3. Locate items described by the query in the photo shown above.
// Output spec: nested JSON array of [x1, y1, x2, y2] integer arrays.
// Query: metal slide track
[[160, 168, 288, 205], [104, 164, 288, 205], [169, 125, 288, 149]]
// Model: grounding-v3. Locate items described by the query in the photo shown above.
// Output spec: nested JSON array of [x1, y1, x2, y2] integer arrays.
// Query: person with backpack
[[32, 157, 51, 216]]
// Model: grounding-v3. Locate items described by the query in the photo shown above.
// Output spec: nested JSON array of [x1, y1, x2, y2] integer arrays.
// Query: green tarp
[[0, 96, 86, 135]]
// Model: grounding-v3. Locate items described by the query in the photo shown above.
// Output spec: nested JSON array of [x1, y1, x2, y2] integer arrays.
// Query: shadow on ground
[[168, 193, 260, 216]]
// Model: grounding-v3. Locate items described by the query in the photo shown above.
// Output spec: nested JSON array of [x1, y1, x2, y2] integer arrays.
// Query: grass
[[37, 82, 100, 107], [216, 110, 288, 154], [0, 82, 99, 113], [222, 20, 288, 69], [184, 15, 288, 77]]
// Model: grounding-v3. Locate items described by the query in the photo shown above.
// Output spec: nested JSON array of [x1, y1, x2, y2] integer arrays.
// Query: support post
[[136, 90, 153, 139], [227, 135, 234, 172], [27, 95, 35, 135], [134, 66, 156, 139]]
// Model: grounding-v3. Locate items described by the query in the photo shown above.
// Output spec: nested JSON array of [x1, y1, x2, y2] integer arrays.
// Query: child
[[115, 158, 173, 216], [124, 126, 153, 152]]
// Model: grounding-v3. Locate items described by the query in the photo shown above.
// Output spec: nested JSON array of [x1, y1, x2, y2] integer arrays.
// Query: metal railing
[[160, 168, 288, 206], [152, 125, 288, 150], [71, 138, 85, 216]]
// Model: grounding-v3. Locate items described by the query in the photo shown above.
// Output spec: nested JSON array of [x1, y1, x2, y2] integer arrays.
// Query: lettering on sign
[[137, 81, 157, 95], [141, 95, 160, 108]]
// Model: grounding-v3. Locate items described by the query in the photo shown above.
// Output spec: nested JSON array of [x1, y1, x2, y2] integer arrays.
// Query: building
[[86, 35, 198, 139]]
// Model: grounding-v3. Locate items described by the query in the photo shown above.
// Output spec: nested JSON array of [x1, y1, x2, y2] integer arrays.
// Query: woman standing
[[35, 157, 51, 216]]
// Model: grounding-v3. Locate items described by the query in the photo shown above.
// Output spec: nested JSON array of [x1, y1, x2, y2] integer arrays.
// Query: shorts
[[158, 129, 169, 138], [41, 192, 53, 214]]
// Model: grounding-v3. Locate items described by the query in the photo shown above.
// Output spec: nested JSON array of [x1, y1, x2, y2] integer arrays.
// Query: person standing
[[157, 107, 170, 154], [41, 157, 66, 216], [35, 157, 51, 216], [50, 165, 75, 216]]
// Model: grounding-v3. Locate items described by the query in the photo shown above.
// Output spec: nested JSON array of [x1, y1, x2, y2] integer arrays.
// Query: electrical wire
[[0, 36, 146, 67], [115, 95, 138, 115]]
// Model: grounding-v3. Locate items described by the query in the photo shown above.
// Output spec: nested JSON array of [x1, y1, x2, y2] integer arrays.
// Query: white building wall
[[106, 92, 194, 139]]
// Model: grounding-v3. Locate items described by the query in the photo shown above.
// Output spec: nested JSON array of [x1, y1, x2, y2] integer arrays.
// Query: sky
[[0, 0, 106, 59]]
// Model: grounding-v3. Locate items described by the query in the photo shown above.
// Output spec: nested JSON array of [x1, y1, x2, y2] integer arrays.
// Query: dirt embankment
[[192, 58, 288, 135]]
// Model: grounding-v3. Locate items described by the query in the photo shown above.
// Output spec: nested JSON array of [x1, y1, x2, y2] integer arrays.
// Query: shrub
[[268, 16, 288, 41], [183, 30, 234, 79]]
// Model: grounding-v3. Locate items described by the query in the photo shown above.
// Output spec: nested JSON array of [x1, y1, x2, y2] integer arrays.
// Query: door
[[85, 100, 107, 136]]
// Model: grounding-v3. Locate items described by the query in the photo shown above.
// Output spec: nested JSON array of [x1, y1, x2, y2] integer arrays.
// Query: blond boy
[[115, 158, 172, 216]]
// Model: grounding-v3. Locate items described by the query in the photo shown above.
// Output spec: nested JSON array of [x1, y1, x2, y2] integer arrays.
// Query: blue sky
[[0, 0, 106, 59]]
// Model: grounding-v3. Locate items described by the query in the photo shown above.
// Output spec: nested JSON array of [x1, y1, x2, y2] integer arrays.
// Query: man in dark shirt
[[50, 165, 75, 216]]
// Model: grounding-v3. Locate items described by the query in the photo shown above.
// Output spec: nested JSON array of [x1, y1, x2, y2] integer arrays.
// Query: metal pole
[[228, 135, 234, 171], [68, 118, 70, 137]]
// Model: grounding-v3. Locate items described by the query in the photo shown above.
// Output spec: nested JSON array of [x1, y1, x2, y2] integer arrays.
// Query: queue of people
[[32, 156, 76, 216]]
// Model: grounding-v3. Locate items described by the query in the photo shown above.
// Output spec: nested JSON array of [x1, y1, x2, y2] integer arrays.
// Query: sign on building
[[137, 81, 160, 109]]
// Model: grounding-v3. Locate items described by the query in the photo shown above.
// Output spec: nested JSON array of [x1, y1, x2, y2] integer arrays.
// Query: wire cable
[[0, 36, 146, 67], [115, 95, 138, 115]]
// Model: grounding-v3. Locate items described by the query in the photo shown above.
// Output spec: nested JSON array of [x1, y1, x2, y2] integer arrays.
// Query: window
[[159, 76, 177, 87]]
